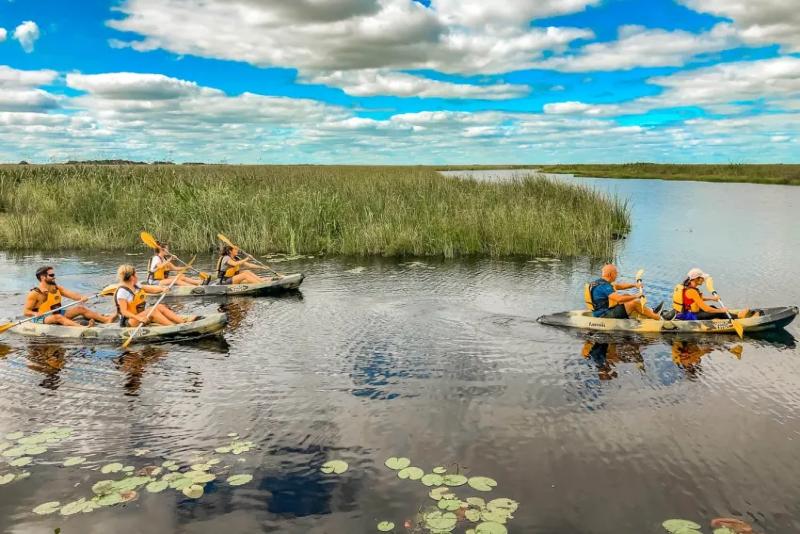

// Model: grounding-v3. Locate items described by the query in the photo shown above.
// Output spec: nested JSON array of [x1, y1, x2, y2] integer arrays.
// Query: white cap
[[687, 268, 709, 280]]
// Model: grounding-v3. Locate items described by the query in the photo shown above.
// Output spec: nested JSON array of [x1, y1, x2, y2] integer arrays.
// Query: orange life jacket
[[148, 255, 170, 282], [216, 255, 239, 281], [114, 284, 147, 315], [31, 287, 62, 314]]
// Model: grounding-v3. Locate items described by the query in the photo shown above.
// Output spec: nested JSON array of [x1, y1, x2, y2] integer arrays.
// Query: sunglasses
[[46, 273, 56, 278]]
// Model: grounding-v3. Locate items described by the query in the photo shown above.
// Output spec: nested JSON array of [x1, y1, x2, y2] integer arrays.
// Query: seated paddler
[[584, 264, 663, 321]]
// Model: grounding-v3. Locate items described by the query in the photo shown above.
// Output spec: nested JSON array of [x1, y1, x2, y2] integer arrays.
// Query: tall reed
[[0, 165, 629, 258]]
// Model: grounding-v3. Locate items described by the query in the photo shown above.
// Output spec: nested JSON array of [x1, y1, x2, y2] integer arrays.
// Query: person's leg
[[233, 271, 267, 284], [153, 303, 195, 323], [623, 300, 661, 320], [45, 314, 82, 327], [65, 305, 114, 324], [135, 307, 176, 326]]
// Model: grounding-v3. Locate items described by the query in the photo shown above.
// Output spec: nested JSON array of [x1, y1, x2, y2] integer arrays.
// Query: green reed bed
[[0, 165, 629, 258], [537, 163, 800, 186]]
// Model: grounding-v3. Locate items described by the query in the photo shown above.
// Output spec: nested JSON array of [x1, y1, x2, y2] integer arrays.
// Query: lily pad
[[161, 472, 183, 483], [191, 463, 211, 471], [133, 448, 150, 456], [63, 456, 86, 467], [82, 501, 100, 513], [23, 445, 47, 456], [384, 457, 411, 471], [0, 441, 10, 452], [424, 511, 457, 531], [119, 490, 138, 503], [92, 480, 115, 495], [466, 508, 482, 522], [429, 487, 455, 501], [187, 471, 216, 484], [438, 499, 462, 512], [487, 498, 519, 514], [0, 473, 16, 485], [182, 484, 204, 499], [60, 499, 87, 516], [481, 509, 511, 524], [476, 522, 507, 534], [14, 471, 30, 481], [432, 466, 447, 474], [227, 473, 253, 486], [468, 477, 497, 492], [122, 466, 135, 473], [215, 446, 232, 454], [5, 432, 24, 440], [169, 477, 193, 490], [320, 460, 348, 474], [18, 434, 48, 445], [97, 493, 123, 506], [377, 521, 395, 532], [421, 473, 444, 487], [662, 519, 702, 533], [2, 447, 26, 458], [467, 497, 486, 508], [161, 460, 177, 468], [138, 465, 161, 477], [33, 501, 61, 515], [146, 480, 168, 493], [207, 458, 221, 466], [398, 466, 424, 480], [10, 456, 32, 467], [101, 462, 124, 474], [443, 474, 468, 487], [713, 529, 736, 534]]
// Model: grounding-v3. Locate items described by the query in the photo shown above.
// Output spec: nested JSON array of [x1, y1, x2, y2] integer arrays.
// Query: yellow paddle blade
[[706, 276, 716, 293], [729, 345, 744, 359], [217, 233, 234, 248], [732, 320, 745, 339], [0, 322, 15, 334], [140, 231, 159, 249], [100, 284, 118, 297]]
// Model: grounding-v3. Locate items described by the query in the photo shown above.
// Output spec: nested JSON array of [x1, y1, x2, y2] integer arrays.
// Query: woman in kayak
[[115, 265, 197, 327], [672, 268, 749, 320], [216, 245, 270, 285], [147, 242, 202, 286]]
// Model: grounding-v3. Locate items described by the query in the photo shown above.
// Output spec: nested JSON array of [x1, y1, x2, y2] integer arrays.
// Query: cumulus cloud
[[13, 21, 40, 53], [0, 27, 7, 43], [681, 0, 800, 52], [536, 23, 739, 72], [0, 66, 60, 112], [301, 70, 529, 100]]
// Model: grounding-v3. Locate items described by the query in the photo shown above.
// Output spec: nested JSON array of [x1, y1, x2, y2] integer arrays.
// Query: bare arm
[[23, 292, 40, 317], [608, 292, 639, 306], [141, 284, 167, 294]]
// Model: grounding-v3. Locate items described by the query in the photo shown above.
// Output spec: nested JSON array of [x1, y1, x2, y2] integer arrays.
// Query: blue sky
[[1, 0, 799, 163]]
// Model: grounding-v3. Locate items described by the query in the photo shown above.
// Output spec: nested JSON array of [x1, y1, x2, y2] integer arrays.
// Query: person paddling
[[24, 266, 114, 326], [115, 265, 197, 327], [671, 268, 749, 320], [147, 242, 202, 286], [216, 245, 271, 285], [584, 264, 663, 320]]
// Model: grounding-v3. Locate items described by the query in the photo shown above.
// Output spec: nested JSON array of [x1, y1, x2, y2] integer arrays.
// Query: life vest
[[672, 285, 704, 313], [114, 284, 147, 316], [31, 287, 62, 314], [216, 255, 239, 281], [584, 279, 609, 311], [148, 255, 170, 282]]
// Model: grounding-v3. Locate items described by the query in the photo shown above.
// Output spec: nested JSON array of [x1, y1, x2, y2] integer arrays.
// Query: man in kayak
[[585, 264, 663, 320], [23, 266, 115, 326], [671, 268, 749, 320], [216, 245, 271, 285], [114, 265, 197, 327], [147, 242, 203, 286]]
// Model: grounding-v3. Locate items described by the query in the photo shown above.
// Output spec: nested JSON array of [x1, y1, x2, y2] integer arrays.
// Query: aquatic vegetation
[[33, 501, 61, 515], [0, 427, 74, 487], [0, 165, 629, 259], [662, 517, 755, 534], [467, 477, 497, 492], [63, 457, 86, 467], [385, 457, 411, 470], [320, 460, 349, 475], [226, 474, 253, 486], [377, 521, 395, 531]]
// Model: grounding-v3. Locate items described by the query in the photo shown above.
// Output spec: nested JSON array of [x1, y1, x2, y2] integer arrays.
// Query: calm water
[[1, 172, 799, 534]]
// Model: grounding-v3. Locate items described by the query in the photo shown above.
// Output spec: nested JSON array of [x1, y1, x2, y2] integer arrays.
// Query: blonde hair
[[117, 264, 137, 282]]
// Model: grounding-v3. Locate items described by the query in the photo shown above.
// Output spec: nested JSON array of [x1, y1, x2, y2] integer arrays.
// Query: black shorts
[[695, 309, 728, 320], [599, 305, 629, 319]]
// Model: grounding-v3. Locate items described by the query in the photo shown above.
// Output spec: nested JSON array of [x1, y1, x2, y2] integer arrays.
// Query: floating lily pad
[[146, 480, 168, 493], [0, 442, 11, 452], [467, 497, 486, 508], [187, 471, 215, 484], [398, 466, 424, 480], [215, 447, 232, 454], [466, 509, 482, 522], [119, 490, 138, 503], [487, 498, 518, 514], [122, 466, 135, 473], [14, 471, 30, 481], [384, 457, 411, 471], [162, 472, 183, 482], [60, 499, 87, 516], [138, 465, 161, 477], [133, 448, 150, 456], [227, 473, 253, 486], [82, 501, 100, 513], [320, 460, 348, 474], [5, 432, 24, 441], [182, 484, 204, 499], [377, 521, 395, 532], [0, 473, 15, 485], [662, 519, 702, 533], [481, 509, 511, 524], [476, 522, 507, 534], [169, 477, 193, 490], [33, 501, 61, 515], [92, 480, 115, 495], [167, 464, 180, 471], [429, 487, 454, 501], [10, 456, 32, 467], [2, 447, 26, 458], [421, 473, 444, 487], [207, 458, 221, 466], [432, 466, 447, 474], [97, 492, 122, 507], [162, 460, 177, 468], [443, 474, 468, 487], [713, 529, 735, 534], [18, 434, 47, 445], [424, 511, 457, 531], [101, 462, 124, 474], [191, 463, 211, 471], [438, 499, 462, 512], [468, 477, 497, 492], [63, 456, 86, 467], [23, 445, 47, 456]]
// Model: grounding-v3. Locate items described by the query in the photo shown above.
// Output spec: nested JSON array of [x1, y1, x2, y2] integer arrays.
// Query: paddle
[[120, 255, 196, 349], [635, 268, 647, 310], [140, 231, 210, 280], [217, 233, 282, 277], [0, 286, 117, 335], [706, 276, 745, 339]]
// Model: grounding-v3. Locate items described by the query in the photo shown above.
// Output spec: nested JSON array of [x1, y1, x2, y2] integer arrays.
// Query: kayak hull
[[537, 307, 798, 335], [160, 273, 304, 298], [9, 313, 227, 344]]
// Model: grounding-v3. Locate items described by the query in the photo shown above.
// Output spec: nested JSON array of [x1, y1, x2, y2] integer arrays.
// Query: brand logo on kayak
[[588, 321, 606, 328], [229, 285, 249, 293]]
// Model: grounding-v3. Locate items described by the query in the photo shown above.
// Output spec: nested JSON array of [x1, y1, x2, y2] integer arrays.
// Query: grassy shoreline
[[476, 164, 800, 186], [0, 164, 628, 259]]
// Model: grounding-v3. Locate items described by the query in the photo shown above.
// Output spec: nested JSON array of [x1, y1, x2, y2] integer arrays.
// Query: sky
[[0, 0, 799, 164]]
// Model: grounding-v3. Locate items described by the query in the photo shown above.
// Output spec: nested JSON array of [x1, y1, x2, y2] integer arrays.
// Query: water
[[0, 172, 798, 534]]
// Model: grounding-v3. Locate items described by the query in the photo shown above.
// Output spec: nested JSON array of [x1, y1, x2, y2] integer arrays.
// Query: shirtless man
[[24, 266, 114, 326]]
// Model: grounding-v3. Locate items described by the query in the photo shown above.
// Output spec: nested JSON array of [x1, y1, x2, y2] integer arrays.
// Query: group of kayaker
[[585, 264, 749, 321], [22, 243, 272, 328]]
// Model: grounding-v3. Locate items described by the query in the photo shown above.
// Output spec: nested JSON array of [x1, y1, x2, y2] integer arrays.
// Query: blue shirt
[[590, 280, 614, 317]]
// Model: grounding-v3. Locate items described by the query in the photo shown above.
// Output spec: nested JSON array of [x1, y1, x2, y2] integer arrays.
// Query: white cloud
[[301, 70, 529, 100], [66, 72, 207, 100], [543, 101, 620, 116], [0, 65, 58, 88], [0, 27, 7, 43], [13, 21, 40, 53], [536, 23, 739, 72], [681, 0, 800, 52], [0, 66, 60, 112]]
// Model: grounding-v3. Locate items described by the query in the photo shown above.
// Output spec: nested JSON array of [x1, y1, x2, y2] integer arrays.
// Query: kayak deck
[[537, 306, 798, 335], [9, 313, 227, 344], [158, 273, 304, 298]]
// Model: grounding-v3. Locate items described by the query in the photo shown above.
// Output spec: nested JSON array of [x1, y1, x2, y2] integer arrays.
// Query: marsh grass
[[0, 165, 628, 258]]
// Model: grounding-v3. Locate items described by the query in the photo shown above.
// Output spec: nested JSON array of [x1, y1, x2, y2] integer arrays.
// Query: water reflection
[[115, 346, 169, 396], [25, 344, 68, 390]]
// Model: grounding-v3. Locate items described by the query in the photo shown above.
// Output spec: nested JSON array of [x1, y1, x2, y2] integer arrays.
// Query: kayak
[[537, 306, 798, 335], [102, 273, 304, 299], [8, 313, 227, 344]]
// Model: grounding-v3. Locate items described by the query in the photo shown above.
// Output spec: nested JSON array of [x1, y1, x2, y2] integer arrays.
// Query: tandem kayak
[[8, 313, 227, 344], [537, 306, 798, 335], [102, 273, 304, 299]]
